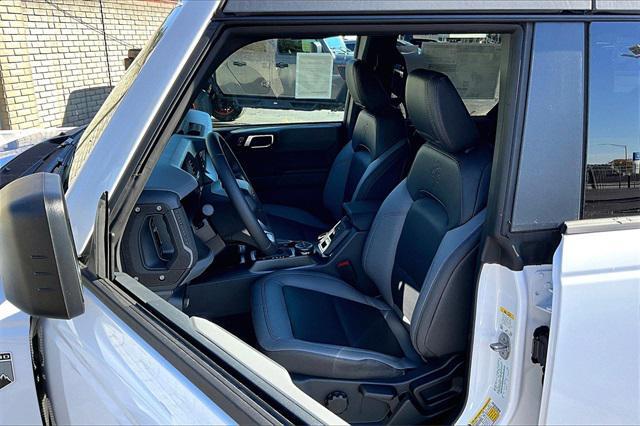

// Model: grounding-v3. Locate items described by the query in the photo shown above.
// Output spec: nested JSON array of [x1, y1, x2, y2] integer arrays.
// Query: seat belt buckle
[[337, 259, 357, 284]]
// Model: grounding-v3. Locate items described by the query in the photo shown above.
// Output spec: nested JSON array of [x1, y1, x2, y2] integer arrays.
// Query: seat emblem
[[0, 353, 14, 390], [431, 165, 442, 183]]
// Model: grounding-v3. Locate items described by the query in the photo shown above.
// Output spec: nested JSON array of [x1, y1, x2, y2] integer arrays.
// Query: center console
[[256, 200, 381, 267], [317, 219, 352, 256]]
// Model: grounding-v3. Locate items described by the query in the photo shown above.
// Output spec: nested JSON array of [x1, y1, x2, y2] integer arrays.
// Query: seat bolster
[[362, 180, 414, 306], [410, 210, 486, 358], [322, 142, 356, 221], [352, 139, 409, 203], [252, 271, 421, 380]]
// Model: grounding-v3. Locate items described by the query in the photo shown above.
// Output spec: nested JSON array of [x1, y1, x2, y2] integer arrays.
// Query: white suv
[[1, 1, 639, 425]]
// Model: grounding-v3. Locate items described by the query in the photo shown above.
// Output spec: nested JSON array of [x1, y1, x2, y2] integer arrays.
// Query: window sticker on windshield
[[0, 353, 14, 390], [469, 397, 501, 426], [295, 53, 333, 99]]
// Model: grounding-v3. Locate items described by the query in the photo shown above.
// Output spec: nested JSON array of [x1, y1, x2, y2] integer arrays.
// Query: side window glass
[[584, 23, 640, 219], [277, 39, 322, 54], [202, 37, 352, 126], [398, 34, 502, 116]]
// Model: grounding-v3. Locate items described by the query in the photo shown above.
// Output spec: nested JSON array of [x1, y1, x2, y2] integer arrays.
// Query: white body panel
[[457, 264, 550, 426], [41, 289, 233, 425], [0, 285, 42, 425], [540, 228, 640, 424]]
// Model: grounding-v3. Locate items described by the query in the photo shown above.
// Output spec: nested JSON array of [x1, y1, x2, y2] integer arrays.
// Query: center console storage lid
[[343, 200, 381, 231]]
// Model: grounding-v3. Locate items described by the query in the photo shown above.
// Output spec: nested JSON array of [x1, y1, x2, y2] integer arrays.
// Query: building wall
[[0, 0, 175, 130]]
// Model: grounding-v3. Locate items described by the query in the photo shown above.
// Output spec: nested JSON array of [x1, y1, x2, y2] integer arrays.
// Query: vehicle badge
[[0, 353, 14, 390]]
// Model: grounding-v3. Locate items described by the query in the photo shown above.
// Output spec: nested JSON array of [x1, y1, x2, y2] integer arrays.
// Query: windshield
[[67, 7, 177, 185], [324, 36, 349, 53]]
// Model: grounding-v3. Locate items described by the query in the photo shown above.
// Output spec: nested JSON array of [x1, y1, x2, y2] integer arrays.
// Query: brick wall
[[0, 0, 175, 130]]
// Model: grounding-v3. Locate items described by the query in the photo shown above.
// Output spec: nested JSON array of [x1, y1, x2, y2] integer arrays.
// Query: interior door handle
[[275, 62, 289, 68], [149, 214, 175, 262], [244, 134, 274, 149], [233, 61, 247, 67]]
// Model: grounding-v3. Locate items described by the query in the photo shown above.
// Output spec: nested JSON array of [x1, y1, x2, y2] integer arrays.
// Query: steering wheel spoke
[[205, 132, 278, 255]]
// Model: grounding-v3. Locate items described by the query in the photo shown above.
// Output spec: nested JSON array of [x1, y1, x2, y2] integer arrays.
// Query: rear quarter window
[[583, 22, 640, 219]]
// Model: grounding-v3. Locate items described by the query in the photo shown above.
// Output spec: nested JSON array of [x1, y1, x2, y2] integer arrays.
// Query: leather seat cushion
[[252, 271, 421, 379], [263, 204, 329, 241]]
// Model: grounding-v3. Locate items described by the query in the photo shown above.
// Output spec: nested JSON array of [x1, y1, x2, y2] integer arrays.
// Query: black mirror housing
[[0, 173, 84, 319]]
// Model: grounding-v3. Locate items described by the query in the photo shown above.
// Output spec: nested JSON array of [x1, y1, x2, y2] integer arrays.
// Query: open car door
[[539, 218, 640, 424], [459, 218, 640, 426]]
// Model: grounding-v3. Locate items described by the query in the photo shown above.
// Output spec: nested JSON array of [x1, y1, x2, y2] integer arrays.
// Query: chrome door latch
[[490, 332, 511, 360]]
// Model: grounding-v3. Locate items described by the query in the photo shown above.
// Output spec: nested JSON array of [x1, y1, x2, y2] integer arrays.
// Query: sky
[[587, 22, 640, 165]]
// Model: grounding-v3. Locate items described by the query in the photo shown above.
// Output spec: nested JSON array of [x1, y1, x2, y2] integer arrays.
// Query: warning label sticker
[[494, 306, 514, 398], [493, 358, 510, 398], [469, 398, 501, 426], [499, 306, 515, 337]]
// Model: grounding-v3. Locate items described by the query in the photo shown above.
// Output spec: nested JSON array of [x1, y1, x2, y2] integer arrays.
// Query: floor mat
[[211, 312, 258, 348]]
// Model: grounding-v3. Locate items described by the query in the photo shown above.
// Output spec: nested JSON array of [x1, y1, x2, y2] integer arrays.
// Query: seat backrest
[[322, 60, 408, 221], [362, 69, 493, 359]]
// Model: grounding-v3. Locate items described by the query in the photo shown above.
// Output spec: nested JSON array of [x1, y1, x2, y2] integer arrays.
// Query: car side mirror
[[0, 173, 84, 319]]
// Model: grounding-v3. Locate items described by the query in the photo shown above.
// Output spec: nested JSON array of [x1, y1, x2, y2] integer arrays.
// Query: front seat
[[264, 60, 408, 241], [252, 70, 492, 382]]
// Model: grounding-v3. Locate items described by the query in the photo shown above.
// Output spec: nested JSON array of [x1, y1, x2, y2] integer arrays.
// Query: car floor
[[210, 312, 258, 348]]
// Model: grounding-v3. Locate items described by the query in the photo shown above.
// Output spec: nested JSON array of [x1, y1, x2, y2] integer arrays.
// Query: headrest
[[405, 69, 479, 154], [351, 109, 406, 159], [345, 60, 391, 114]]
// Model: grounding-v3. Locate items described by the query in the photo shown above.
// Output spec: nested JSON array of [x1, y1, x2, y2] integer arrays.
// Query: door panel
[[464, 220, 640, 425], [539, 222, 640, 425], [457, 264, 550, 425], [220, 122, 345, 215]]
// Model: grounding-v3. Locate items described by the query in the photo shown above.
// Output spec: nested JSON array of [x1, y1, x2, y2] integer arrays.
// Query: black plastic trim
[[479, 24, 531, 270], [579, 21, 590, 219], [215, 13, 640, 22]]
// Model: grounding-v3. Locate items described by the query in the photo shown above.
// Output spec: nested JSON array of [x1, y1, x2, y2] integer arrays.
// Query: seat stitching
[[268, 343, 409, 364], [260, 281, 277, 339]]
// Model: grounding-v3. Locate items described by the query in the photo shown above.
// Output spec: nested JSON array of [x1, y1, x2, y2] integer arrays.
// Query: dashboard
[[144, 109, 219, 200]]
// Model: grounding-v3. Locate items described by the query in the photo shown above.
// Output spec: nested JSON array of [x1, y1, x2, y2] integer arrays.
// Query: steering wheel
[[205, 131, 278, 256]]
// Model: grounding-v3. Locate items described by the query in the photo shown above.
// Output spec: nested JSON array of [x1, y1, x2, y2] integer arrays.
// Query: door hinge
[[531, 326, 550, 381]]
